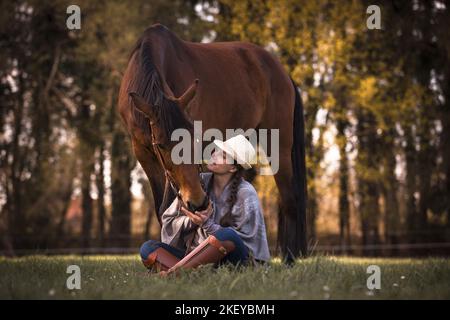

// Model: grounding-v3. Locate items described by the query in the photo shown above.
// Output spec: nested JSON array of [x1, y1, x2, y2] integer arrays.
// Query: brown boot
[[164, 235, 236, 275], [142, 247, 180, 272]]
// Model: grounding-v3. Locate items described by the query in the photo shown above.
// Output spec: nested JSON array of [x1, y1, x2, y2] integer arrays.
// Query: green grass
[[0, 255, 449, 299]]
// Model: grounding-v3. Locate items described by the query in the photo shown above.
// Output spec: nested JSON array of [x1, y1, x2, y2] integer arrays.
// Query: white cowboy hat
[[213, 135, 256, 169]]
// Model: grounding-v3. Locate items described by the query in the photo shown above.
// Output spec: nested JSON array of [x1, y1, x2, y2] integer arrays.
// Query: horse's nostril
[[187, 201, 196, 213], [186, 195, 209, 213]]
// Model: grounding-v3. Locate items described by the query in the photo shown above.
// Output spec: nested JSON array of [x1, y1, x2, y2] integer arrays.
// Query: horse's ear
[[176, 79, 199, 110], [129, 92, 155, 119]]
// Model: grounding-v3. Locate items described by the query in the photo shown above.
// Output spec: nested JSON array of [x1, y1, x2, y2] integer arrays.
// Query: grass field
[[0, 255, 449, 299]]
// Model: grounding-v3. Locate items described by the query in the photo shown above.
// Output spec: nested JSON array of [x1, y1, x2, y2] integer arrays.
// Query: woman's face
[[207, 149, 236, 175]]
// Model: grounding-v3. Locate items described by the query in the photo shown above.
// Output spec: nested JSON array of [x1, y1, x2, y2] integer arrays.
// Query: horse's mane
[[127, 36, 193, 143]]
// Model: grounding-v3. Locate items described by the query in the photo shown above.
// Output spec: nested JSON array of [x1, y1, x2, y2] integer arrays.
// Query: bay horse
[[118, 23, 307, 260]]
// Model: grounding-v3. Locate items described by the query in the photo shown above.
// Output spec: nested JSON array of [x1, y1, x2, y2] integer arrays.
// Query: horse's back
[[120, 25, 294, 136], [183, 40, 293, 131]]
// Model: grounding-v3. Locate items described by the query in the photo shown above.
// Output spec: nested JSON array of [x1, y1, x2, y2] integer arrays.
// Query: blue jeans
[[140, 227, 249, 266]]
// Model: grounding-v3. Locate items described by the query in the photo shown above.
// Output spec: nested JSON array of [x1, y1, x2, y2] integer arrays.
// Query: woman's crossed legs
[[139, 227, 249, 272]]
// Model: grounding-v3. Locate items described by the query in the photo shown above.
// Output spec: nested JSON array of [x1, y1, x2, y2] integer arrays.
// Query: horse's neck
[[156, 39, 195, 98]]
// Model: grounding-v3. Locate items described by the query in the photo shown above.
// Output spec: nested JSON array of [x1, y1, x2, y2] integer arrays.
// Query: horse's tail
[[290, 78, 308, 257]]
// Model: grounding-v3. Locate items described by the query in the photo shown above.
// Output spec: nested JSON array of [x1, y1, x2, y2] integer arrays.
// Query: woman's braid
[[219, 166, 244, 227]]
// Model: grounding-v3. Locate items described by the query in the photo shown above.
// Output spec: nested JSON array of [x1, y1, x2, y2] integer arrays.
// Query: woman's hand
[[180, 202, 213, 226]]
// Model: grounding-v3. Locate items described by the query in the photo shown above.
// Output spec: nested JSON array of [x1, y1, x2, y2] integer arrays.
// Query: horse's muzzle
[[186, 195, 210, 213]]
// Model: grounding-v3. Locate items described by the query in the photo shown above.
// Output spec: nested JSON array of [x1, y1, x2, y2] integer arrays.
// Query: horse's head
[[128, 80, 208, 212]]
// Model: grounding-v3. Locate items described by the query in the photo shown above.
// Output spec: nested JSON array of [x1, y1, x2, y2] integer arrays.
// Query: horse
[[118, 23, 307, 260]]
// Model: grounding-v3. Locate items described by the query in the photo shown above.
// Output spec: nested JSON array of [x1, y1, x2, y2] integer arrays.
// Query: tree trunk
[[56, 187, 74, 244], [417, 124, 434, 244], [141, 178, 155, 240], [10, 74, 25, 250], [382, 137, 400, 255], [356, 111, 381, 256], [79, 101, 96, 249], [96, 144, 106, 247], [337, 119, 351, 254], [81, 153, 94, 249], [109, 126, 135, 248], [443, 77, 450, 230], [404, 128, 418, 245], [304, 102, 322, 245]]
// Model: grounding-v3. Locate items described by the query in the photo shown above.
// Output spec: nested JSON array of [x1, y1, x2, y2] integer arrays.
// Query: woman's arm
[[160, 198, 197, 247], [201, 208, 222, 234], [180, 202, 221, 234], [228, 187, 261, 240]]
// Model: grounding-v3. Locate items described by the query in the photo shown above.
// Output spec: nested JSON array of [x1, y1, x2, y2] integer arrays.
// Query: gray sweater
[[160, 172, 271, 262]]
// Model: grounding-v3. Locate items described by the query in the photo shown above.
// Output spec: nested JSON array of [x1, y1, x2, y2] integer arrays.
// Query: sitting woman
[[139, 135, 270, 274]]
